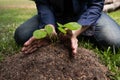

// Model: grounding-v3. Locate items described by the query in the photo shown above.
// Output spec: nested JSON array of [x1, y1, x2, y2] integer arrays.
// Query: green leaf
[[58, 27, 66, 34], [45, 25, 53, 35], [57, 22, 64, 27], [64, 22, 81, 30], [33, 30, 47, 39]]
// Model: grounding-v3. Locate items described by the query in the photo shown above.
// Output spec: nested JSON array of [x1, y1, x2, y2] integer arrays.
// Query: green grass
[[108, 11, 120, 24], [0, 0, 33, 5], [0, 0, 35, 8], [0, 8, 36, 60], [0, 0, 120, 79]]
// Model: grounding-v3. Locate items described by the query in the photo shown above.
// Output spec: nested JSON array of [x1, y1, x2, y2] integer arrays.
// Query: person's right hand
[[21, 24, 57, 54]]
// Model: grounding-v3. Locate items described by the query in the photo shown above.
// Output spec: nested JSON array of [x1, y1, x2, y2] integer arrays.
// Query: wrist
[[72, 28, 82, 37]]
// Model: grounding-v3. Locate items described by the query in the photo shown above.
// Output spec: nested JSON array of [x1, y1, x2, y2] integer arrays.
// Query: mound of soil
[[0, 43, 109, 80]]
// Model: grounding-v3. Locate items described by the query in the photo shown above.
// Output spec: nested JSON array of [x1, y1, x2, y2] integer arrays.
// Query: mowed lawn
[[0, 0, 120, 79], [0, 0, 35, 8], [0, 0, 36, 59]]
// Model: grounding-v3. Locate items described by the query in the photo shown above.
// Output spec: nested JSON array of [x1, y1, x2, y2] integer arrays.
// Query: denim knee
[[108, 35, 120, 48], [14, 27, 32, 45], [14, 15, 40, 45], [95, 12, 120, 48]]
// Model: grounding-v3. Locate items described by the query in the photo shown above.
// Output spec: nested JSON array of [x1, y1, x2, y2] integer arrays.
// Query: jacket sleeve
[[77, 0, 104, 26], [35, 0, 55, 28]]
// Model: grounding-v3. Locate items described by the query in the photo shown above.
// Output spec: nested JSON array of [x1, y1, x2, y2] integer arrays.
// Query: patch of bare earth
[[0, 42, 110, 80]]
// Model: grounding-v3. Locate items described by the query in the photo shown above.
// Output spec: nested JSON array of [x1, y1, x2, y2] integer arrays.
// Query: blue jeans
[[14, 12, 120, 49], [94, 12, 120, 48]]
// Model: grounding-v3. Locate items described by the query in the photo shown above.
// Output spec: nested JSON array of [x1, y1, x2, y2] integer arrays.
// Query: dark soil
[[0, 42, 110, 80]]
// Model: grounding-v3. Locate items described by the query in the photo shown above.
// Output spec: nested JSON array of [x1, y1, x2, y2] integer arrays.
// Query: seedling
[[33, 30, 47, 39], [57, 22, 82, 34], [33, 22, 82, 40], [33, 24, 53, 39], [45, 25, 53, 37]]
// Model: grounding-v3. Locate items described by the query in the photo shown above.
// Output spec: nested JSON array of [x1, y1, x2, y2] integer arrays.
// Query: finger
[[24, 44, 38, 54], [21, 45, 32, 52], [21, 40, 38, 52], [21, 47, 27, 52], [71, 38, 78, 49], [72, 47, 77, 55], [29, 47, 38, 53], [71, 38, 78, 55], [24, 36, 36, 46], [24, 47, 38, 54]]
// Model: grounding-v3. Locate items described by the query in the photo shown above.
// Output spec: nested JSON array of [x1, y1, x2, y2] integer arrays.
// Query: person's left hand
[[59, 30, 78, 56]]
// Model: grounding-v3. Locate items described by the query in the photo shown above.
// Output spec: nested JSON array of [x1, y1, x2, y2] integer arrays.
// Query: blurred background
[[0, 0, 120, 79], [0, 0, 35, 9]]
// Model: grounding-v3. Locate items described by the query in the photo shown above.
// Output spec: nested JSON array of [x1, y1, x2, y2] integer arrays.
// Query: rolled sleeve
[[35, 0, 55, 28], [77, 0, 104, 26]]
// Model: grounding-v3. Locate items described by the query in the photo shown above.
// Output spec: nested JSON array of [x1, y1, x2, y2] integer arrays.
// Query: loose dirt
[[0, 43, 110, 80]]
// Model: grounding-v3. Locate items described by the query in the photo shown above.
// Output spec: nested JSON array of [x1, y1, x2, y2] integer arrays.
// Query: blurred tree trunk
[[103, 0, 120, 12]]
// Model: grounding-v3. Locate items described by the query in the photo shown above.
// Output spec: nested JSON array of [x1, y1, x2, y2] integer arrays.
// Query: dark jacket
[[34, 0, 104, 28]]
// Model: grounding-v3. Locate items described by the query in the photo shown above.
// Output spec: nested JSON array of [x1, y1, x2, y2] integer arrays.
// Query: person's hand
[[71, 36, 78, 55], [59, 26, 89, 56], [59, 30, 78, 56], [21, 24, 57, 54], [70, 26, 90, 55]]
